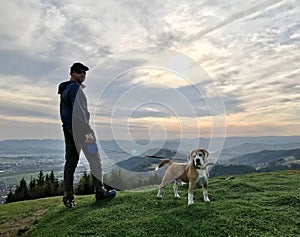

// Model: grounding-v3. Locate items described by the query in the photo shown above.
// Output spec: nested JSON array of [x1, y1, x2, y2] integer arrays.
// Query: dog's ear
[[187, 150, 194, 163], [202, 149, 209, 161], [187, 150, 192, 160]]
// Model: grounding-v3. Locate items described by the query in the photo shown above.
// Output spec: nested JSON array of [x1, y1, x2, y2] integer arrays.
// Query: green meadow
[[1, 170, 299, 237]]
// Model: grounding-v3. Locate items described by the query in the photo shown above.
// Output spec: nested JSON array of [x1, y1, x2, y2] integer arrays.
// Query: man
[[58, 62, 116, 208]]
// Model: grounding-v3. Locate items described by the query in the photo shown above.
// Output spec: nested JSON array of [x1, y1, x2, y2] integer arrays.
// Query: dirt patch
[[0, 209, 48, 237]]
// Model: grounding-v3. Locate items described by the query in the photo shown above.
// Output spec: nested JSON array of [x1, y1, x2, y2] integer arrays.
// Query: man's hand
[[85, 133, 95, 144]]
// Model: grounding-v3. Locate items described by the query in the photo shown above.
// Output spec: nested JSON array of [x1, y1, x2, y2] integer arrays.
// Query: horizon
[[1, 134, 300, 142], [1, 1, 300, 141]]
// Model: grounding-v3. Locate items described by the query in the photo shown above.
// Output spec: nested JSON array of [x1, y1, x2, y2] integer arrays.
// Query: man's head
[[70, 62, 89, 84]]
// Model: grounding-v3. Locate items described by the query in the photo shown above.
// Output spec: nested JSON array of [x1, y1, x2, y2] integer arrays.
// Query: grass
[[1, 170, 300, 237]]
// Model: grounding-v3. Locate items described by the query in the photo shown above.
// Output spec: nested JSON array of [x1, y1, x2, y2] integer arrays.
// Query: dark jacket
[[58, 80, 92, 135]]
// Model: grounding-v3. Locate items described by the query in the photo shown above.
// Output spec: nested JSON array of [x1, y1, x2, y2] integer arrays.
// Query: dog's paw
[[156, 194, 163, 199], [204, 197, 210, 202], [174, 194, 181, 199], [157, 190, 163, 199]]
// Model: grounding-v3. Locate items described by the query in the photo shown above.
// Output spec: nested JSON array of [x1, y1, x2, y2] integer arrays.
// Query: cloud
[[92, 73, 226, 119], [0, 49, 59, 80], [0, 0, 300, 139]]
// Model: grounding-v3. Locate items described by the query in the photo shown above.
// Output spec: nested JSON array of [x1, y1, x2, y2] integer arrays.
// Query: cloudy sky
[[0, 0, 299, 141]]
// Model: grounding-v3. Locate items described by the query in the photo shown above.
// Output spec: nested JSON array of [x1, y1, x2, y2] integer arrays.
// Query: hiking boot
[[95, 189, 117, 201], [63, 197, 77, 209]]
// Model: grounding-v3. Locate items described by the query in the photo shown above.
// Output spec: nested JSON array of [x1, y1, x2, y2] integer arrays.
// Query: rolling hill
[[0, 139, 64, 154], [1, 170, 299, 237], [229, 148, 300, 168], [115, 148, 187, 172]]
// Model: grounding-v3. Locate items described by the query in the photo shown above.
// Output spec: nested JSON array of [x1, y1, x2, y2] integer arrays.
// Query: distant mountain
[[1, 136, 300, 163], [116, 148, 187, 172], [1, 138, 300, 196], [229, 148, 300, 168], [0, 139, 64, 154], [220, 142, 300, 159], [221, 136, 300, 149], [1, 136, 300, 154], [100, 136, 300, 166]]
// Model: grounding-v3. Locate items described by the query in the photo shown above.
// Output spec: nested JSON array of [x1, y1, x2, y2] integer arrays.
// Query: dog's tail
[[155, 159, 172, 171]]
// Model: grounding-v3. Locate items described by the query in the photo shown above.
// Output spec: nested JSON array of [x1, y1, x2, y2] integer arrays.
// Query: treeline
[[103, 169, 161, 190], [5, 171, 63, 203], [74, 169, 162, 194], [5, 169, 162, 203], [210, 165, 257, 178]]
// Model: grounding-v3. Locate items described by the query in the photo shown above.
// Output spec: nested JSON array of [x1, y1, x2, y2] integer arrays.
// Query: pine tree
[[5, 189, 15, 203], [49, 171, 55, 183], [44, 174, 53, 196], [36, 170, 45, 197], [49, 171, 60, 196], [14, 178, 30, 201], [76, 171, 93, 195], [29, 178, 37, 199], [37, 170, 45, 186], [107, 169, 126, 190]]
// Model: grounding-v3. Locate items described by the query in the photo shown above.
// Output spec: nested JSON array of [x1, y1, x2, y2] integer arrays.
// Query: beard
[[76, 76, 85, 84]]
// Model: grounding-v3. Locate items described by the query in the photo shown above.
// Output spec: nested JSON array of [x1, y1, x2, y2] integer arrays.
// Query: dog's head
[[188, 148, 209, 169]]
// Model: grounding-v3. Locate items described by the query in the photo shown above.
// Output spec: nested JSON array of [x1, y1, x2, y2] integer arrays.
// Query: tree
[[50, 171, 60, 195], [37, 170, 45, 187], [106, 169, 126, 190], [5, 189, 15, 203], [14, 178, 30, 201], [44, 173, 54, 197], [36, 170, 45, 197], [76, 172, 93, 195], [29, 178, 37, 199]]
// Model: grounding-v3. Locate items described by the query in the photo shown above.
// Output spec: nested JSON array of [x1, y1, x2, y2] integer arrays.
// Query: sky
[[0, 0, 300, 142]]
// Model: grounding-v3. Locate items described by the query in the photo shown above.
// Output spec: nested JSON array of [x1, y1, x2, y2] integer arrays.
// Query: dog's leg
[[157, 171, 175, 199], [157, 180, 166, 199], [157, 189, 163, 198], [157, 181, 170, 199], [173, 181, 180, 199], [188, 193, 194, 205], [202, 182, 210, 202], [188, 182, 195, 205]]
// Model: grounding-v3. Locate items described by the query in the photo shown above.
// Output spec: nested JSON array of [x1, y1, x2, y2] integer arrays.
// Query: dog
[[156, 148, 212, 205]]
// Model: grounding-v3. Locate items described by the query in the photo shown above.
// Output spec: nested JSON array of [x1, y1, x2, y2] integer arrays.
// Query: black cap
[[70, 62, 89, 73]]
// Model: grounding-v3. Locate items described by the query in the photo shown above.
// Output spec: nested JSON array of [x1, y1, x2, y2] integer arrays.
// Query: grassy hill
[[1, 170, 299, 237]]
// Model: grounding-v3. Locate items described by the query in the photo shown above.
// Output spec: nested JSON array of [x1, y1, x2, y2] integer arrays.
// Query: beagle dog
[[156, 148, 212, 205]]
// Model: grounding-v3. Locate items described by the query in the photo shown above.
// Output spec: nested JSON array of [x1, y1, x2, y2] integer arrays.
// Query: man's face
[[71, 69, 86, 84]]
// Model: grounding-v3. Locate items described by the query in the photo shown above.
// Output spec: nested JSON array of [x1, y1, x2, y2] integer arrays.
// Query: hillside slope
[[230, 148, 300, 167], [1, 170, 299, 237], [116, 148, 187, 172]]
